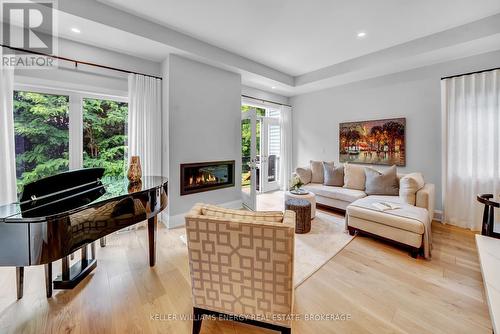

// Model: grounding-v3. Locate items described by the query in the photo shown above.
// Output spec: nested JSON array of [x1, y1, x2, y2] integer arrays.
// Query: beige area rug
[[179, 209, 354, 288], [293, 211, 354, 287]]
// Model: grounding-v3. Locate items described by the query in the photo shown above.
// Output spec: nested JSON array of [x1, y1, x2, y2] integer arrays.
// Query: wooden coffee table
[[285, 198, 311, 234], [285, 191, 316, 219]]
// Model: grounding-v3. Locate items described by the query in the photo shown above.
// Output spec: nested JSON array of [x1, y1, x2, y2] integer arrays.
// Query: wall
[[242, 86, 290, 105], [291, 50, 500, 212], [14, 36, 161, 96], [167, 54, 242, 227]]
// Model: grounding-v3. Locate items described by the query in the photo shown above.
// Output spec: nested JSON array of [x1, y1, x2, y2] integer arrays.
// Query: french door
[[241, 108, 257, 210], [241, 105, 281, 210]]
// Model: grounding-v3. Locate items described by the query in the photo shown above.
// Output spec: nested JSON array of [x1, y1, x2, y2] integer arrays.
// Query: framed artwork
[[339, 117, 406, 166]]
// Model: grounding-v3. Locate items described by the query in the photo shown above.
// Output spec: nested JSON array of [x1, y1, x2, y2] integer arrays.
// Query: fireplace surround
[[180, 160, 235, 195]]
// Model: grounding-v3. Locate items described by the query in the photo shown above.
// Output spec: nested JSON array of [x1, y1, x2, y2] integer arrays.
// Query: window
[[83, 98, 128, 177], [14, 91, 70, 192], [13, 88, 128, 193]]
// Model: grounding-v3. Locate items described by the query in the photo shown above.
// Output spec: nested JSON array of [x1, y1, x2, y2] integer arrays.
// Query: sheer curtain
[[441, 70, 500, 230], [128, 74, 162, 176], [280, 105, 293, 190], [0, 48, 17, 205]]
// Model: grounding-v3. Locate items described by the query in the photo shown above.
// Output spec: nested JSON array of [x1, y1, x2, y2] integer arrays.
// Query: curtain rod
[[441, 66, 500, 80], [1, 44, 163, 80], [241, 94, 291, 108]]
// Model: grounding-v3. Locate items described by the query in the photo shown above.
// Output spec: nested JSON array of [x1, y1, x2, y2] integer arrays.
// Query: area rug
[[179, 210, 354, 288], [293, 211, 354, 287]]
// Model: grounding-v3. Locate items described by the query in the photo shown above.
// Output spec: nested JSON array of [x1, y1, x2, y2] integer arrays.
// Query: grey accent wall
[[167, 54, 242, 220], [291, 50, 500, 211]]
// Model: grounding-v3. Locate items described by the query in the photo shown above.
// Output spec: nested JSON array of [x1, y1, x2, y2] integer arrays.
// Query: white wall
[[167, 55, 242, 227], [242, 86, 290, 106], [14, 36, 161, 96], [291, 50, 500, 211]]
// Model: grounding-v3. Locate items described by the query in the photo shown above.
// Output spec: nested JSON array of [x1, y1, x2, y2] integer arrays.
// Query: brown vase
[[128, 156, 142, 183]]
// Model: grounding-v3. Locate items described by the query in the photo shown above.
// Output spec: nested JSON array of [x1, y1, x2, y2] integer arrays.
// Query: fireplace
[[180, 160, 235, 195]]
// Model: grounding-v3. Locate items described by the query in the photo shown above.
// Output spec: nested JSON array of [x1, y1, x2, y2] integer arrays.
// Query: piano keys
[[0, 168, 168, 298]]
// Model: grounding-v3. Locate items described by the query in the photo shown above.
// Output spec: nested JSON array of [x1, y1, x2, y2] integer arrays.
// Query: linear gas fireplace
[[180, 160, 235, 196]]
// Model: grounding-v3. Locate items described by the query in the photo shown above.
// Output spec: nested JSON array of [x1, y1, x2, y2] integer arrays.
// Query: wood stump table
[[285, 198, 311, 234]]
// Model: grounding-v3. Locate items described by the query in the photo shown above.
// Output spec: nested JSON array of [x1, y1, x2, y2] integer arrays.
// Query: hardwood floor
[[0, 214, 491, 333]]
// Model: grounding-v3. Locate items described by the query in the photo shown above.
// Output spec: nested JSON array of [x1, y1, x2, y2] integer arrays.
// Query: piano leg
[[44, 263, 52, 298], [81, 245, 88, 261], [91, 242, 96, 259], [16, 267, 24, 300], [62, 256, 70, 281], [148, 215, 157, 267], [100, 237, 106, 247]]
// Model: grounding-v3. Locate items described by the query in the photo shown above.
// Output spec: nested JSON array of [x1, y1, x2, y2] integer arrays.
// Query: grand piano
[[0, 168, 168, 299]]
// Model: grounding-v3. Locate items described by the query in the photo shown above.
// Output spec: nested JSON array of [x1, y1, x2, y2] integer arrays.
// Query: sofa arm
[[416, 183, 435, 221]]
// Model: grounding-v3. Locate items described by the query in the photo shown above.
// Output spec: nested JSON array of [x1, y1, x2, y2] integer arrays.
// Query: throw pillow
[[364, 165, 399, 195], [399, 173, 425, 205], [295, 167, 312, 184], [323, 162, 344, 186], [343, 163, 366, 190], [310, 160, 324, 183]]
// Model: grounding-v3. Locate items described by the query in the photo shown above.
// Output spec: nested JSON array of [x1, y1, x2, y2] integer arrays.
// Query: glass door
[[260, 117, 281, 193], [241, 108, 257, 210]]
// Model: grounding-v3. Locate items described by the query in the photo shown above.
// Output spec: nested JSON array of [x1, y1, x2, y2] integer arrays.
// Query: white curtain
[[0, 48, 17, 205], [280, 105, 293, 190], [128, 74, 162, 176], [442, 70, 500, 230]]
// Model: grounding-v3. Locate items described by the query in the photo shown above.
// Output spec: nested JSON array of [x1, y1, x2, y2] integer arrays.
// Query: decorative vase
[[128, 156, 142, 183], [128, 179, 142, 193]]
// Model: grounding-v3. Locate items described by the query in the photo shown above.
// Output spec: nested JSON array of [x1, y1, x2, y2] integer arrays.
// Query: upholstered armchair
[[185, 204, 296, 334]]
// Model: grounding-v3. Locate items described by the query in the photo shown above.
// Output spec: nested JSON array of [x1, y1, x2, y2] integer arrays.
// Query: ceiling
[[4, 0, 500, 96], [97, 0, 500, 76]]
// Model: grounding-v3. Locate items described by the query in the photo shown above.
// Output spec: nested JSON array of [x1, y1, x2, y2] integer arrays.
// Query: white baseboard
[[433, 210, 443, 222], [165, 199, 243, 229]]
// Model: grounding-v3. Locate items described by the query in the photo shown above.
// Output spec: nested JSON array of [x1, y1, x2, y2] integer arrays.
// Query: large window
[[13, 88, 127, 193]]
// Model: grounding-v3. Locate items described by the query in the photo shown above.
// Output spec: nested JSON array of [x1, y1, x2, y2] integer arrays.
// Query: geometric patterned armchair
[[185, 203, 296, 334]]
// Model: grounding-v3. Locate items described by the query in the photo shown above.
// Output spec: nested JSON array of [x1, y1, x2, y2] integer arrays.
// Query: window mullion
[[69, 93, 83, 170]]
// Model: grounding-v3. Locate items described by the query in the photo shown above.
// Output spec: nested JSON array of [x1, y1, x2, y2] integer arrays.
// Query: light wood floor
[[0, 210, 491, 333]]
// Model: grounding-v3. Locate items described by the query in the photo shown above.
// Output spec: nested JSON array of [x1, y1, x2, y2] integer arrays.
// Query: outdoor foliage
[[82, 98, 128, 177], [14, 91, 70, 192], [241, 105, 264, 186], [13, 91, 128, 193]]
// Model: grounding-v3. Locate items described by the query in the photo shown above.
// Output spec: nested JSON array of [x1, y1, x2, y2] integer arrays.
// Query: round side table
[[285, 191, 316, 219]]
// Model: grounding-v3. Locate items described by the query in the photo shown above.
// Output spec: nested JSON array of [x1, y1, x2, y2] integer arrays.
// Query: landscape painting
[[339, 117, 406, 166]]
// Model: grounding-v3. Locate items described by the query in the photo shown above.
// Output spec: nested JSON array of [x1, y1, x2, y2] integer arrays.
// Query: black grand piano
[[0, 168, 168, 299]]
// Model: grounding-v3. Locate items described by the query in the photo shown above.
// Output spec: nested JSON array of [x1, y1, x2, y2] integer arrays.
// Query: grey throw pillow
[[364, 165, 399, 195], [323, 162, 344, 186]]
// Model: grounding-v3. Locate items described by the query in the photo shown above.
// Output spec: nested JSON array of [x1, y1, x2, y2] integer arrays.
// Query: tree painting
[[339, 118, 406, 166]]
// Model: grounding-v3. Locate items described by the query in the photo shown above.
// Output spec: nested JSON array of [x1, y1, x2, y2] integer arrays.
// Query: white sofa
[[301, 175, 435, 219], [295, 163, 435, 258]]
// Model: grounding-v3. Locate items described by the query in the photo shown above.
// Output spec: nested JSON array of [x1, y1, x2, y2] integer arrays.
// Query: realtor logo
[[1, 0, 57, 68]]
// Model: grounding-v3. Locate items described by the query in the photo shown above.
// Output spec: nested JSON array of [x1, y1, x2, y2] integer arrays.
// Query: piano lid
[[0, 169, 167, 223]]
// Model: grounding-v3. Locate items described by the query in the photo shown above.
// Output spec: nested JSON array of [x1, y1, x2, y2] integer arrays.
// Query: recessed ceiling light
[[357, 31, 367, 39], [71, 28, 81, 34], [271, 86, 276, 89]]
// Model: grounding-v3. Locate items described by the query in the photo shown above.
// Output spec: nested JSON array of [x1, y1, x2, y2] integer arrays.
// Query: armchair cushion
[[200, 204, 284, 223]]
